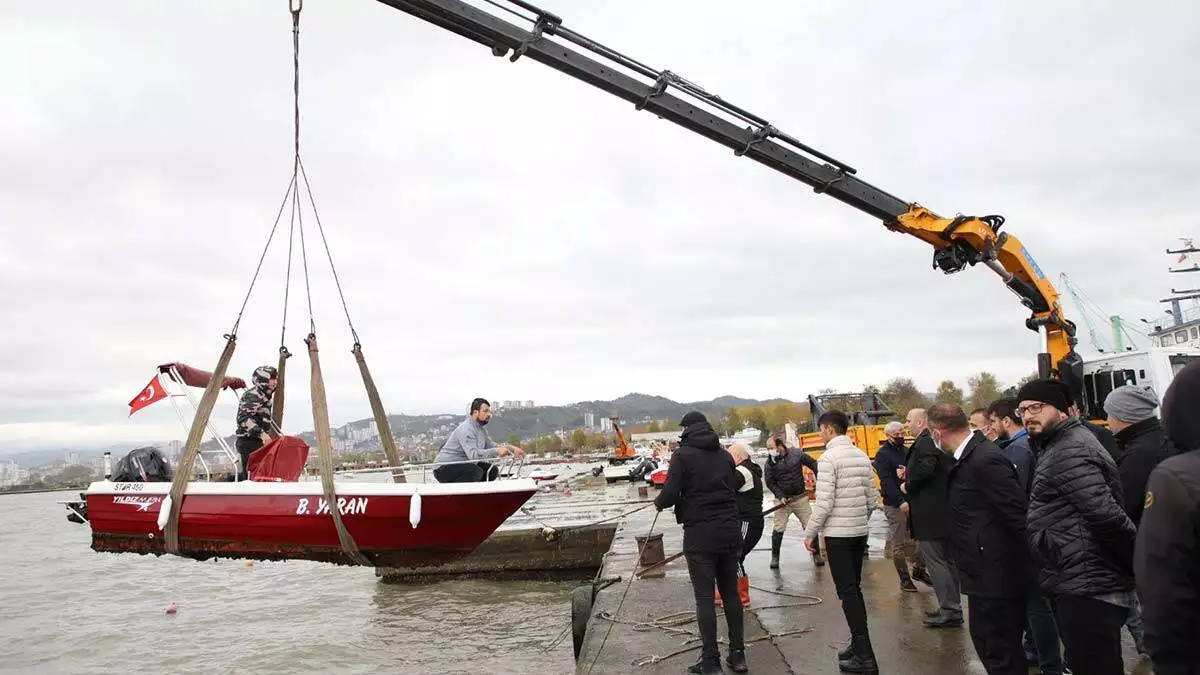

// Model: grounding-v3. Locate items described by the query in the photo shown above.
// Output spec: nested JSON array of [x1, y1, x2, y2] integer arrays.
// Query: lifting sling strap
[[308, 333, 371, 565], [272, 346, 291, 430], [353, 343, 406, 483], [164, 335, 237, 555]]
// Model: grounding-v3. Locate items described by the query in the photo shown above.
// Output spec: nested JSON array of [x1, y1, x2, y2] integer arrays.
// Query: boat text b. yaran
[[82, 478, 538, 568]]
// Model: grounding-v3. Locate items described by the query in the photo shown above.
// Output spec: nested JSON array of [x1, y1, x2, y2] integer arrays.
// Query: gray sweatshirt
[[435, 418, 501, 464]]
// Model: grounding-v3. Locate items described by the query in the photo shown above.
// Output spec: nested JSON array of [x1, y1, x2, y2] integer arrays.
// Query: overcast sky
[[2, 0, 1197, 453]]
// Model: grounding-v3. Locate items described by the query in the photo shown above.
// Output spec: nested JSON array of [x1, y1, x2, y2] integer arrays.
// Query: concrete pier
[[575, 498, 1151, 674]]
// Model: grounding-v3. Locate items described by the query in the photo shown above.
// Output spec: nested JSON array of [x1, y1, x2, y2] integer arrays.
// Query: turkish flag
[[128, 376, 167, 416]]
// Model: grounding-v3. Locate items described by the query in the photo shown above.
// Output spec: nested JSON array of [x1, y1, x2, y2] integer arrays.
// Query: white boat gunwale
[[84, 478, 539, 497]]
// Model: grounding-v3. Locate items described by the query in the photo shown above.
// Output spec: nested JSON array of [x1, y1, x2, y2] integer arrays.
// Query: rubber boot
[[738, 575, 751, 607], [769, 531, 783, 569], [894, 558, 917, 592], [838, 635, 878, 673]]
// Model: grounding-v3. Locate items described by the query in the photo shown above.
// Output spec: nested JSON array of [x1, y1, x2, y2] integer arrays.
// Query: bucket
[[634, 532, 665, 577]]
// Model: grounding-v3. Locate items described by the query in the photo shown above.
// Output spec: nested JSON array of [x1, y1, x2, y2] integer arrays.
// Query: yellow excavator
[[373, 0, 1083, 400]]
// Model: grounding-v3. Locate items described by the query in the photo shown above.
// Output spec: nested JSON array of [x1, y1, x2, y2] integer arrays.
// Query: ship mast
[[1163, 240, 1200, 327]]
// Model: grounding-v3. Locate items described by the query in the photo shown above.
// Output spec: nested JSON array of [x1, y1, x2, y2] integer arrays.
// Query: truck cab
[[1079, 346, 1200, 419]]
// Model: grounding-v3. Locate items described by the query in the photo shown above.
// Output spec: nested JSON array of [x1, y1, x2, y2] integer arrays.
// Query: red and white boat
[[80, 476, 538, 567], [64, 362, 539, 567]]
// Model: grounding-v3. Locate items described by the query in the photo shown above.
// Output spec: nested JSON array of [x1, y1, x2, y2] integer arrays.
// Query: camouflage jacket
[[236, 386, 274, 438]]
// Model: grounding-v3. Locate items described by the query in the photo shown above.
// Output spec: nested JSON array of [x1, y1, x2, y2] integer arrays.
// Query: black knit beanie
[[679, 411, 708, 428], [1015, 379, 1072, 413], [1163, 361, 1200, 451]]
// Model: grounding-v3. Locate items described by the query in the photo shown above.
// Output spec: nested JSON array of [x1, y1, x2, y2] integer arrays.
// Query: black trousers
[[685, 548, 745, 664], [1050, 594, 1128, 675], [235, 437, 262, 481], [825, 536, 870, 638], [738, 517, 764, 577], [967, 595, 1028, 675], [433, 461, 499, 483]]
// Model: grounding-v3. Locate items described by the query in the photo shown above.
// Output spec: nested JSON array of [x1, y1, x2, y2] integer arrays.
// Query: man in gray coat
[[434, 398, 524, 483]]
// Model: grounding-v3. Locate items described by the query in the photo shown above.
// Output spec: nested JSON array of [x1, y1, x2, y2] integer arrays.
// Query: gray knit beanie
[[1104, 384, 1159, 423]]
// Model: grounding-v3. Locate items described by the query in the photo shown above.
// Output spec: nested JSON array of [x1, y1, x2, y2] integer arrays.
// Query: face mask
[[768, 450, 779, 459]]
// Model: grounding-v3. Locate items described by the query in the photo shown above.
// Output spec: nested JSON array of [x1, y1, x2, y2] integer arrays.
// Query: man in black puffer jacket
[[1020, 380, 1137, 675], [764, 435, 823, 569], [1135, 361, 1200, 675], [655, 412, 747, 674]]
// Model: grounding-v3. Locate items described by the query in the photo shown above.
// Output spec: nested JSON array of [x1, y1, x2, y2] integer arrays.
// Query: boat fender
[[409, 489, 422, 529], [570, 584, 593, 660], [156, 494, 173, 531]]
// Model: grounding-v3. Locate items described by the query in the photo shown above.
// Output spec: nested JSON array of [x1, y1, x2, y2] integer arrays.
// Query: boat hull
[[83, 479, 539, 567]]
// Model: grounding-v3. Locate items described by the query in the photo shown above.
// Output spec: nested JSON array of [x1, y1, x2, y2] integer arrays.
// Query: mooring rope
[[592, 605, 817, 667], [583, 510, 660, 675]]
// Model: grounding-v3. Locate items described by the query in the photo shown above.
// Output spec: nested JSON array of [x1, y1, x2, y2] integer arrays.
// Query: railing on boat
[[159, 363, 243, 482], [307, 455, 528, 484]]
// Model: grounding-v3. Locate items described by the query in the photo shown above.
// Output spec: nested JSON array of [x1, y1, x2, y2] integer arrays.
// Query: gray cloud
[[2, 0, 1198, 452]]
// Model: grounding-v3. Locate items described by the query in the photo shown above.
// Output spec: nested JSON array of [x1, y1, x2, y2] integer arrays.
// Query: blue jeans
[[1025, 589, 1063, 675]]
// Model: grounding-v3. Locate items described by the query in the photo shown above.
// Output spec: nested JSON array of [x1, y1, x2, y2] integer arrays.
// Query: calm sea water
[[0, 490, 580, 675]]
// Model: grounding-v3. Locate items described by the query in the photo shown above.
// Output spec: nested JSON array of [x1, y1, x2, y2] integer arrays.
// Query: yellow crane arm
[[894, 206, 1080, 382]]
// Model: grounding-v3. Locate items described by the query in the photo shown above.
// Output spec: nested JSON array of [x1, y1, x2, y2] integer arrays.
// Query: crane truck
[[373, 0, 1199, 426]]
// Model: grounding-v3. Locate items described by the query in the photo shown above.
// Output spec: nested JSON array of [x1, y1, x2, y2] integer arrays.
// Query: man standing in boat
[[235, 365, 278, 481], [434, 398, 525, 483]]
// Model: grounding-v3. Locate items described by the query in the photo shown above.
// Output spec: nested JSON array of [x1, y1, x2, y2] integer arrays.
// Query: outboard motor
[[111, 446, 174, 482], [628, 456, 656, 481]]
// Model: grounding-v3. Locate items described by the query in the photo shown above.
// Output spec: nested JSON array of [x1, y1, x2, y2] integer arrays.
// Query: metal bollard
[[635, 532, 666, 578]]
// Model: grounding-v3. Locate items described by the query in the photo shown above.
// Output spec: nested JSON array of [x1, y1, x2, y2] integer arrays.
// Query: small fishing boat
[[65, 363, 539, 568], [78, 474, 538, 568], [528, 468, 560, 482]]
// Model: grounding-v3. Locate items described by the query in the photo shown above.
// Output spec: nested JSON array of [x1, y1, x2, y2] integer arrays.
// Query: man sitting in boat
[[234, 365, 278, 480], [433, 398, 524, 483]]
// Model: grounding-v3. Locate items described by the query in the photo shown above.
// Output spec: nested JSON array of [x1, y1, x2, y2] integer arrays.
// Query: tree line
[[719, 371, 1040, 436]]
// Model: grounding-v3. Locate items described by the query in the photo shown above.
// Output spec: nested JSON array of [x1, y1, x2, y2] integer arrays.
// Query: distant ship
[[720, 425, 761, 447]]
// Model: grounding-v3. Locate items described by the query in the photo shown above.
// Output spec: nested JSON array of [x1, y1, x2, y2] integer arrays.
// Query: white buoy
[[409, 489, 422, 529], [156, 494, 173, 531]]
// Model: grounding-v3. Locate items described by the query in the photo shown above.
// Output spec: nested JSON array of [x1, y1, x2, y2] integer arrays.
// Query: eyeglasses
[[1016, 402, 1045, 418]]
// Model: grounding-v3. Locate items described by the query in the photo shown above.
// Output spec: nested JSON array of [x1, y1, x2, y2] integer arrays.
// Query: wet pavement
[[577, 497, 1152, 674]]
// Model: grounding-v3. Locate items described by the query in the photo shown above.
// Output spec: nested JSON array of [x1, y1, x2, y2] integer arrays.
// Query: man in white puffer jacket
[[804, 410, 881, 674]]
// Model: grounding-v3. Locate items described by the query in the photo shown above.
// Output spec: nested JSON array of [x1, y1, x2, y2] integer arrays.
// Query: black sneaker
[[726, 649, 748, 673], [911, 568, 933, 585], [687, 659, 723, 674], [900, 579, 918, 593]]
